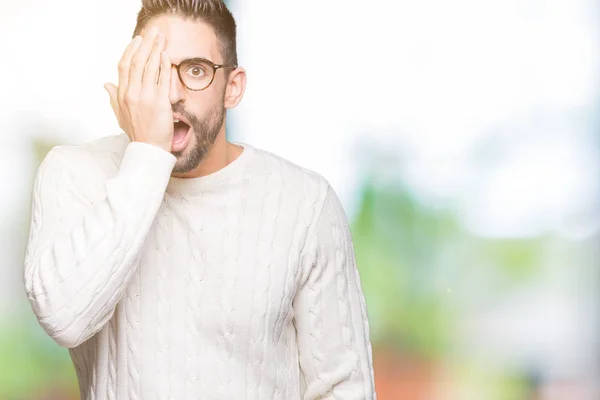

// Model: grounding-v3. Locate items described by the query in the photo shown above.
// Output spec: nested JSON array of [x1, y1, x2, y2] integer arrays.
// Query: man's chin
[[172, 147, 188, 158], [172, 142, 207, 175], [172, 159, 196, 175]]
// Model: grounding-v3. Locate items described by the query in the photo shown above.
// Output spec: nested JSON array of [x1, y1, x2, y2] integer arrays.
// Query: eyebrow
[[171, 56, 212, 65]]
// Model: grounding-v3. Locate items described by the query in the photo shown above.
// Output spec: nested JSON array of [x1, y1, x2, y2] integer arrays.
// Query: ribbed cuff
[[115, 141, 177, 195]]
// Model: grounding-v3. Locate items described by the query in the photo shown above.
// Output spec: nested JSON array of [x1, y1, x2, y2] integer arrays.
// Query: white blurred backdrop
[[1, 1, 599, 399]]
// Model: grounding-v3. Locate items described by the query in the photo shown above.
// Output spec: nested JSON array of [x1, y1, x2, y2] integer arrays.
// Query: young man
[[23, 0, 376, 398]]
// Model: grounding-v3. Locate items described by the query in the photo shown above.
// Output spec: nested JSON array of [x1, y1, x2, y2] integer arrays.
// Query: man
[[23, 0, 376, 398]]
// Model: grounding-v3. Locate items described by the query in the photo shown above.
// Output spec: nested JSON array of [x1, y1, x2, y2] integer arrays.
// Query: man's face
[[140, 15, 227, 174]]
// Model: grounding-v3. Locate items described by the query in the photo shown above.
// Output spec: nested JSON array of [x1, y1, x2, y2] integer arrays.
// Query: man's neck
[[171, 134, 243, 180]]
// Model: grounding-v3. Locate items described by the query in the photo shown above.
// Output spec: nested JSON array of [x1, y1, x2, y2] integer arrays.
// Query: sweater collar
[[166, 141, 254, 195]]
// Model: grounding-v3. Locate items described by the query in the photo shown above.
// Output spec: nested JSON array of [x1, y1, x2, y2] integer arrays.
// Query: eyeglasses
[[171, 57, 237, 91]]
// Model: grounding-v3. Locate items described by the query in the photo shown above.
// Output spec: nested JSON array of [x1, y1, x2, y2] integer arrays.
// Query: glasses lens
[[179, 59, 214, 90]]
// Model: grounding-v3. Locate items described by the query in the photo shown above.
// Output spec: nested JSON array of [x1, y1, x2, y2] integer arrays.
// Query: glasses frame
[[172, 57, 238, 91]]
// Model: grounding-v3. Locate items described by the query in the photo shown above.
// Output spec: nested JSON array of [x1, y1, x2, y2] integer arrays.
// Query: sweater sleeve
[[23, 141, 177, 348], [293, 183, 377, 400]]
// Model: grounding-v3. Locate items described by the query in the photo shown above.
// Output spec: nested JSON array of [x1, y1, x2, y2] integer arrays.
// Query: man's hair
[[132, 0, 238, 67]]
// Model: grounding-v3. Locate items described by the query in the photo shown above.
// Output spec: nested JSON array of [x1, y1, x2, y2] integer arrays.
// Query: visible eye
[[185, 64, 207, 78]]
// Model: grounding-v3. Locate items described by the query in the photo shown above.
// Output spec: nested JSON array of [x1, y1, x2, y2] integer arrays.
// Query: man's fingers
[[143, 33, 165, 91], [159, 51, 171, 97], [129, 26, 159, 94], [118, 36, 143, 103]]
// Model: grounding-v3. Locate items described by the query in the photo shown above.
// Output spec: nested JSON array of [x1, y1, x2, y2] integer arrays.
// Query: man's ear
[[223, 67, 247, 109]]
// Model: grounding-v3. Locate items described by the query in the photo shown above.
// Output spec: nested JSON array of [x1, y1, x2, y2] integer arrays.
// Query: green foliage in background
[[352, 179, 458, 358], [0, 317, 77, 399], [351, 172, 544, 361]]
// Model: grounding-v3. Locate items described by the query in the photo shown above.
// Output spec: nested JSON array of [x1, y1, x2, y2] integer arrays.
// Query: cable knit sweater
[[23, 133, 376, 399]]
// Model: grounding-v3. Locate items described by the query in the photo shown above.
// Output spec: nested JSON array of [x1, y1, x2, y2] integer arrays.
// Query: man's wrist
[[134, 139, 172, 154]]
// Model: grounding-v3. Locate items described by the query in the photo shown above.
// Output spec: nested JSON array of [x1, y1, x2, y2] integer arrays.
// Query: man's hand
[[104, 26, 174, 153]]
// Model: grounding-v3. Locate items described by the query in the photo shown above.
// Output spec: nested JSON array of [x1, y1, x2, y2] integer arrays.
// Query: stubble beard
[[171, 103, 225, 174]]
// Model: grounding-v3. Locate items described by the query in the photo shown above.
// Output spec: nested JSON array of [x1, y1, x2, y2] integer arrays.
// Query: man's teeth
[[174, 119, 180, 123]]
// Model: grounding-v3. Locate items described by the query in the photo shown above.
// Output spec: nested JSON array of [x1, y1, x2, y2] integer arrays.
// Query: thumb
[[104, 83, 119, 113]]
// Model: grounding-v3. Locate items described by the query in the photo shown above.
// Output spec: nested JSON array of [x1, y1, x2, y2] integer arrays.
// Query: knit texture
[[23, 133, 376, 399]]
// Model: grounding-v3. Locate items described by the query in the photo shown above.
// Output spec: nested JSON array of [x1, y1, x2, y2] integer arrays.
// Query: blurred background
[[1, 0, 599, 399]]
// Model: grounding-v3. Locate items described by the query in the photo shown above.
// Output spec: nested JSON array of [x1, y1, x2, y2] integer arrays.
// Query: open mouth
[[172, 119, 191, 152]]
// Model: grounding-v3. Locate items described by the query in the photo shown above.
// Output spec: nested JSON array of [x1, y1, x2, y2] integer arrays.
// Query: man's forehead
[[140, 15, 220, 63]]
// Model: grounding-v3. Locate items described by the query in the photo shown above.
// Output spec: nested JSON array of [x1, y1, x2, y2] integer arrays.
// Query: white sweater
[[23, 133, 376, 400]]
